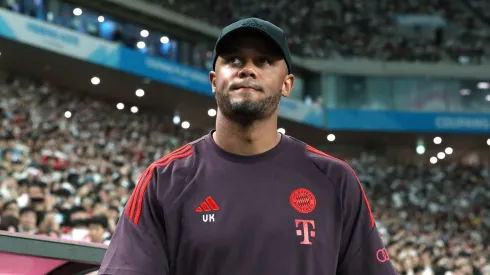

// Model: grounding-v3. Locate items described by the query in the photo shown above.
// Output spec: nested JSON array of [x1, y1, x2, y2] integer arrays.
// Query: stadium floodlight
[[98, 16, 105, 23], [487, 138, 490, 146], [140, 30, 149, 37], [160, 36, 169, 44], [173, 115, 180, 125], [73, 8, 82, 16], [433, 136, 442, 144], [437, 152, 445, 159], [445, 147, 453, 154], [459, 89, 470, 96], [91, 77, 100, 85], [208, 109, 217, 117], [130, 106, 138, 113], [47, 12, 54, 21], [477, 82, 489, 89], [416, 145, 425, 155], [277, 128, 286, 134], [64, 111, 72, 118], [181, 121, 190, 129], [135, 89, 145, 97], [327, 134, 335, 142], [430, 157, 437, 164], [116, 103, 124, 110], [136, 41, 146, 49]]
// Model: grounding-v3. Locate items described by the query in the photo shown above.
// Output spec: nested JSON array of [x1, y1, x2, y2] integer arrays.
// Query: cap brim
[[215, 26, 281, 56]]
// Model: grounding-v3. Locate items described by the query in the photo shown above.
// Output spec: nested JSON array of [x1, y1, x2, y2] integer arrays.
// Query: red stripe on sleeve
[[133, 148, 193, 225], [126, 145, 190, 220], [125, 166, 150, 218], [306, 145, 375, 228], [128, 167, 154, 221], [125, 144, 192, 223]]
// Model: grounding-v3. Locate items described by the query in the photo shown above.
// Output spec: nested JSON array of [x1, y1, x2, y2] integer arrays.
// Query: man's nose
[[238, 63, 257, 79]]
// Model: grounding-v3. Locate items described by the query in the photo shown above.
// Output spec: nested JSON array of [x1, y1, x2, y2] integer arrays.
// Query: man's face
[[108, 208, 119, 220], [28, 185, 45, 208], [88, 224, 105, 243], [210, 33, 294, 125], [3, 202, 19, 218], [28, 186, 44, 198], [92, 203, 108, 216], [4, 151, 12, 162], [19, 211, 37, 230]]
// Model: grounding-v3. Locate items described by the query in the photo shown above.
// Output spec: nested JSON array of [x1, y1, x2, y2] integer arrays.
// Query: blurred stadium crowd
[[1, 73, 490, 274], [151, 0, 490, 63], [2, 0, 490, 65], [1, 0, 490, 274], [0, 73, 199, 242]]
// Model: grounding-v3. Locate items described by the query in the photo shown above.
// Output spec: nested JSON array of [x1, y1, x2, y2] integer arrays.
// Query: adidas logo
[[196, 196, 219, 223], [195, 196, 220, 212]]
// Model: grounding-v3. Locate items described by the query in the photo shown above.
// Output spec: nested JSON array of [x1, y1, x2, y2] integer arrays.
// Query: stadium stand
[[1, 74, 490, 274], [146, 0, 490, 63], [2, 0, 489, 64], [1, 0, 490, 274], [0, 73, 198, 242], [464, 0, 490, 26]]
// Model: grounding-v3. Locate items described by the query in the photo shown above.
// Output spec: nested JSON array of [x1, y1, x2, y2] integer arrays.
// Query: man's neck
[[213, 111, 280, 156]]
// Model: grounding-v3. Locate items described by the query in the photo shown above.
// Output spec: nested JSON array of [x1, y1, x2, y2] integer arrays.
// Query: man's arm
[[336, 164, 398, 275], [98, 167, 169, 275]]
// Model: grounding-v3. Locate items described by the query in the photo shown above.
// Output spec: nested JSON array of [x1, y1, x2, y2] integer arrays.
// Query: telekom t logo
[[295, 219, 315, 245]]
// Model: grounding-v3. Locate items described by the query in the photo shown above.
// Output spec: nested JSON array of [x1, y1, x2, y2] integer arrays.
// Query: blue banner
[[0, 9, 120, 68], [326, 109, 490, 133], [118, 48, 211, 96], [279, 99, 324, 128], [0, 8, 324, 128]]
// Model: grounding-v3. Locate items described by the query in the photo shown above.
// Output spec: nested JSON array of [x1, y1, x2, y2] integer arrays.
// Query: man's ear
[[209, 71, 217, 95], [281, 74, 295, 97]]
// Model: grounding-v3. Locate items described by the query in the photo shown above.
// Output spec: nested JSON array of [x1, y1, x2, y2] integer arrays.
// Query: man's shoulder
[[149, 138, 202, 171], [151, 135, 211, 173], [285, 136, 352, 177]]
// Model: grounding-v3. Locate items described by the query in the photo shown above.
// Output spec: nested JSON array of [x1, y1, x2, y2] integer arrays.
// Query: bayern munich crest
[[290, 188, 316, 214]]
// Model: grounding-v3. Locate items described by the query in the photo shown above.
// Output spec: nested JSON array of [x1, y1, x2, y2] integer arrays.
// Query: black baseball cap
[[212, 18, 292, 74]]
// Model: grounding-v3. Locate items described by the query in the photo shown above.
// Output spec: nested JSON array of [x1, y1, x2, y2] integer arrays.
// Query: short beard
[[215, 89, 281, 127]]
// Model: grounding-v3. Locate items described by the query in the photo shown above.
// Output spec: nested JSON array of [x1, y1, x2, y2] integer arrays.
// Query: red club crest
[[290, 188, 316, 214]]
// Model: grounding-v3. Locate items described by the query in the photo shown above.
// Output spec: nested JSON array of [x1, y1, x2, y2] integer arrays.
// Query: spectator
[[1, 200, 19, 218], [0, 215, 18, 232], [17, 207, 37, 234], [87, 215, 110, 244]]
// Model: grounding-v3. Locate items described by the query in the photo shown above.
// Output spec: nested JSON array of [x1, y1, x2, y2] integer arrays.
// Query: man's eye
[[258, 58, 271, 65], [226, 57, 241, 64]]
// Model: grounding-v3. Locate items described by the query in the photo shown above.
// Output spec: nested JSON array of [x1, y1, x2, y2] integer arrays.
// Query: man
[[1, 200, 19, 218], [99, 18, 398, 275], [0, 215, 18, 232], [17, 207, 37, 234], [87, 215, 110, 244]]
